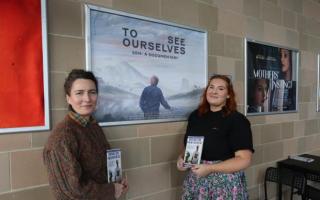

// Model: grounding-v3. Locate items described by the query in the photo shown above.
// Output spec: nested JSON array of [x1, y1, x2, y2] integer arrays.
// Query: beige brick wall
[[0, 0, 320, 199]]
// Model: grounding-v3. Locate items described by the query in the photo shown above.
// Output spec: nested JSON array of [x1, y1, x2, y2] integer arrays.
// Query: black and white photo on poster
[[246, 40, 298, 115], [85, 5, 207, 126]]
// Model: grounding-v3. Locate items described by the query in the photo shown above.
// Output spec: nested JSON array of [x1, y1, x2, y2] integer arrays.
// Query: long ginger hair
[[198, 75, 237, 116]]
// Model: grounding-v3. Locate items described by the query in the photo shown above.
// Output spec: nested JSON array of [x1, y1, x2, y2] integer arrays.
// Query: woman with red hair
[[177, 75, 254, 199]]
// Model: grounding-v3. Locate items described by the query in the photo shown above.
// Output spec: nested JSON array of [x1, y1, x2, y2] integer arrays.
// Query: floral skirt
[[181, 161, 249, 200]]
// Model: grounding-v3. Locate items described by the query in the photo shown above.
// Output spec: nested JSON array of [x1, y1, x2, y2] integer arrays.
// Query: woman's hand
[[121, 178, 129, 194], [114, 183, 123, 199], [177, 155, 188, 171], [114, 178, 129, 199], [191, 164, 213, 177]]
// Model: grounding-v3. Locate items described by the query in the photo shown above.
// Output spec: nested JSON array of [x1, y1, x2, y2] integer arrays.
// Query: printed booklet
[[183, 136, 204, 168], [106, 148, 122, 183]]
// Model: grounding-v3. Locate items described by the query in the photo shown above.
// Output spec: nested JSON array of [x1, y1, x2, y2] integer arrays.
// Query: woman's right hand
[[176, 154, 187, 171]]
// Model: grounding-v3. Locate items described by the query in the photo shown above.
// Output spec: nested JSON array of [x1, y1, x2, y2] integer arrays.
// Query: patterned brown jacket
[[43, 113, 115, 200]]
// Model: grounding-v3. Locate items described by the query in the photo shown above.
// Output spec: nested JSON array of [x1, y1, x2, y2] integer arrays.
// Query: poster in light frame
[[244, 39, 299, 116], [85, 5, 208, 126], [0, 0, 50, 134], [317, 54, 320, 112]]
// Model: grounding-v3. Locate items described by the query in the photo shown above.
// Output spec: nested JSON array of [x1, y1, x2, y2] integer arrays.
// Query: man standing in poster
[[139, 75, 171, 119]]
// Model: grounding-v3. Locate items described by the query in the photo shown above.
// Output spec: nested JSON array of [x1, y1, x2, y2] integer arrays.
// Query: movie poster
[[0, 0, 49, 133], [85, 5, 207, 126], [246, 40, 298, 115]]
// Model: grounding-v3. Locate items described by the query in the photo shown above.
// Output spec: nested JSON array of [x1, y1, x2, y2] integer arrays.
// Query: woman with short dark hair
[[43, 69, 128, 200]]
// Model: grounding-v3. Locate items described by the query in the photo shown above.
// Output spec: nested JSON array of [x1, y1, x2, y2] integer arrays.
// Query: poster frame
[[85, 5, 208, 126], [0, 0, 50, 134], [244, 38, 299, 116]]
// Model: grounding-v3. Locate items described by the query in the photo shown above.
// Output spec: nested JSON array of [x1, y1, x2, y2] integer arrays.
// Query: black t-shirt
[[184, 109, 254, 161]]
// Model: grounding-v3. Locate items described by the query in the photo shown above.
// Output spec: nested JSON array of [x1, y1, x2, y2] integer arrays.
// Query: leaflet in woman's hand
[[106, 148, 122, 183], [183, 136, 204, 168]]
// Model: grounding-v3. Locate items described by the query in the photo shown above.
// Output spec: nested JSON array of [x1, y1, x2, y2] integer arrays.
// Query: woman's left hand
[[191, 164, 213, 177], [121, 178, 129, 193]]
